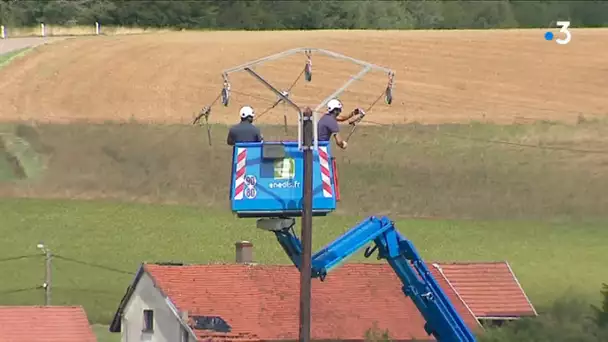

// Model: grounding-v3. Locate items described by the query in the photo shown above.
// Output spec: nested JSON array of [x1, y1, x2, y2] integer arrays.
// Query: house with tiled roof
[[109, 244, 535, 341], [432, 261, 537, 325], [110, 262, 481, 342], [0, 305, 96, 342]]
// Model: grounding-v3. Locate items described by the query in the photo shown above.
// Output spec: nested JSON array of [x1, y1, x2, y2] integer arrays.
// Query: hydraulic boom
[[270, 215, 477, 342]]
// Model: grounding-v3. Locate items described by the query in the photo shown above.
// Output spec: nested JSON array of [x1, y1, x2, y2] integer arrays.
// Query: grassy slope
[[1, 120, 606, 220], [0, 156, 14, 180], [0, 197, 606, 325], [0, 47, 30, 68], [0, 50, 32, 180]]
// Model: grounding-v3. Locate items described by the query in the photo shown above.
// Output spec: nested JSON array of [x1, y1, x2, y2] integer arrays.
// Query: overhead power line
[[53, 255, 136, 275], [359, 120, 608, 155], [52, 287, 120, 297], [0, 254, 41, 263], [0, 287, 39, 295]]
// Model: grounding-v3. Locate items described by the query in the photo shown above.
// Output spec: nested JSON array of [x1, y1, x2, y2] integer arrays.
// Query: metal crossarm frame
[[244, 68, 299, 113], [314, 65, 372, 114], [223, 48, 393, 76], [223, 48, 395, 126]]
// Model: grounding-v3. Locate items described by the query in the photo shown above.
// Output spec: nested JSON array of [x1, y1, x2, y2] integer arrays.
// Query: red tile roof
[[145, 263, 481, 341], [433, 262, 537, 318], [0, 306, 96, 342]]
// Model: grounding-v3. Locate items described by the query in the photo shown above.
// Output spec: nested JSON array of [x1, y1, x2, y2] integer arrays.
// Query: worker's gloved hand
[[353, 108, 366, 121], [341, 141, 348, 149], [349, 108, 366, 125]]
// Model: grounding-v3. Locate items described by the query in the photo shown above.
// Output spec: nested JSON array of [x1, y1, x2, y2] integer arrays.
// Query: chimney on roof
[[235, 241, 253, 263]]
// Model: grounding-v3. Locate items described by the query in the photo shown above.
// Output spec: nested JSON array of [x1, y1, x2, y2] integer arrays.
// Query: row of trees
[[1, 0, 607, 30]]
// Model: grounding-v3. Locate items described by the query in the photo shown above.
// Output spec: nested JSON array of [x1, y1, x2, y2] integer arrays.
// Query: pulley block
[[305, 63, 312, 82], [304, 50, 312, 82], [385, 72, 394, 105], [385, 86, 393, 105], [222, 76, 231, 107], [221, 88, 230, 106]]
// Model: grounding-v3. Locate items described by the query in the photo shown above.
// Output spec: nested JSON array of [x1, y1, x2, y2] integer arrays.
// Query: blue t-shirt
[[317, 113, 339, 141]]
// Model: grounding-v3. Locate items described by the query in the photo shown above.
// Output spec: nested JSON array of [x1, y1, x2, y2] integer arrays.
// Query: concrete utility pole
[[37, 242, 52, 305], [299, 107, 314, 342], [242, 66, 316, 342]]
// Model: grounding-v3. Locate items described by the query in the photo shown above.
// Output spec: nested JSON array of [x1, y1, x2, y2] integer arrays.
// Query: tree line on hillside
[[0, 0, 607, 30]]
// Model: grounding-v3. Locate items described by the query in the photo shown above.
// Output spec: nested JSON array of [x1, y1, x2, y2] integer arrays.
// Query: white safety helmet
[[327, 99, 343, 113], [239, 106, 255, 119]]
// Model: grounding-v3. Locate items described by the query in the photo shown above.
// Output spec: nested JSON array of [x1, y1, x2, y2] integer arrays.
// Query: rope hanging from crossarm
[[192, 91, 222, 146], [255, 66, 305, 122], [345, 90, 385, 143], [254, 50, 313, 133], [345, 71, 396, 143]]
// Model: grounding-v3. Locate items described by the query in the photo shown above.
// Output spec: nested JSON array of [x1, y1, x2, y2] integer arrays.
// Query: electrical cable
[[53, 255, 135, 275], [0, 254, 41, 263], [52, 287, 120, 296], [345, 90, 387, 142], [230, 90, 277, 104], [0, 287, 39, 295], [255, 67, 306, 121], [344, 120, 608, 154]]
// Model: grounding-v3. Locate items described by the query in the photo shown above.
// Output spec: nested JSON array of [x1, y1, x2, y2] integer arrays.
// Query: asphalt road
[[0, 37, 66, 55]]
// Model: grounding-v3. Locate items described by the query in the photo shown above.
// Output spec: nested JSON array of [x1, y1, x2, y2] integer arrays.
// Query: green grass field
[[0, 47, 31, 68], [1, 197, 606, 326], [0, 119, 606, 340], [0, 156, 15, 180], [92, 324, 116, 342]]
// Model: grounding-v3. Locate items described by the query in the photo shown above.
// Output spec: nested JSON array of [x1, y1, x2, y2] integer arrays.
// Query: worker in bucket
[[226, 106, 264, 146], [317, 98, 365, 150]]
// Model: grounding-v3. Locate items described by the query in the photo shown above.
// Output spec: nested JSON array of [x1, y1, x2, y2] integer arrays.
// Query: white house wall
[[122, 272, 193, 342]]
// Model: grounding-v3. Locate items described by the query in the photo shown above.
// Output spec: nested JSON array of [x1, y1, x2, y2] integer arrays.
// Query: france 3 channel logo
[[544, 21, 572, 45]]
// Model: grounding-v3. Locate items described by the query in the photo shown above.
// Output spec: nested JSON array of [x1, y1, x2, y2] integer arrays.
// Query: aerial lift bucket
[[229, 141, 337, 218]]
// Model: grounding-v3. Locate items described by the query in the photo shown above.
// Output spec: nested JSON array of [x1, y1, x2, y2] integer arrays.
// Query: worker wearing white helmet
[[316, 98, 366, 150], [226, 105, 264, 146]]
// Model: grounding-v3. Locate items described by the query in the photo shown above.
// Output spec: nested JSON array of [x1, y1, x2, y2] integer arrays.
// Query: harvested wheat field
[[0, 29, 606, 125]]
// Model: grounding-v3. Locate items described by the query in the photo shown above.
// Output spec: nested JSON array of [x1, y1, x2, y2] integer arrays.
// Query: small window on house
[[143, 309, 154, 332]]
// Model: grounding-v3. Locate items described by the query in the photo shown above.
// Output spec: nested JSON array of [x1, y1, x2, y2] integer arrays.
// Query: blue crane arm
[[273, 216, 477, 342]]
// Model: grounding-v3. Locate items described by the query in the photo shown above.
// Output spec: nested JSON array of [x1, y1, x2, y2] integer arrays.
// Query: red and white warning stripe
[[234, 148, 247, 200], [318, 147, 333, 198]]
